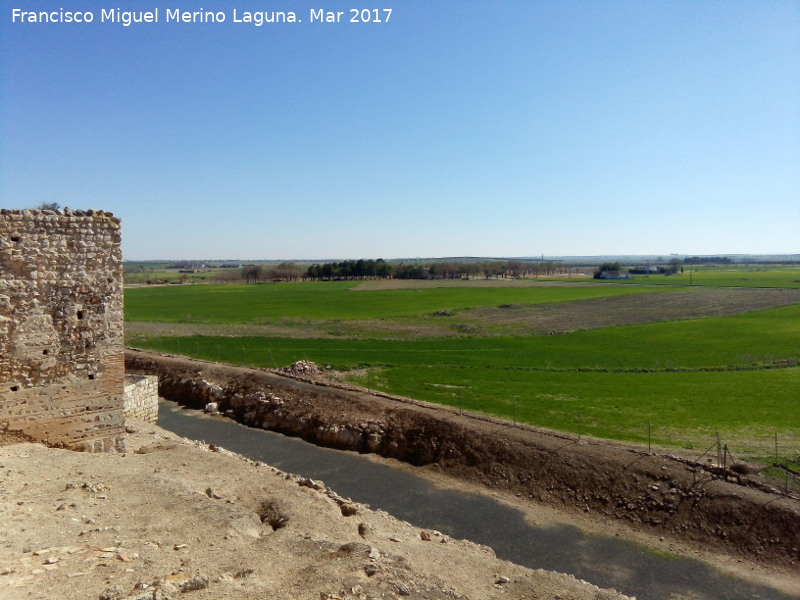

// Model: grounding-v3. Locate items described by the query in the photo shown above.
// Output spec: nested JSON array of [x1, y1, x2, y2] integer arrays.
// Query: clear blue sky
[[2, 1, 798, 260]]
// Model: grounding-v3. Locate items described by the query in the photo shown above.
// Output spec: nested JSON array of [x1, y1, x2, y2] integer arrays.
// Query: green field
[[124, 281, 665, 323], [616, 267, 800, 289], [125, 272, 800, 459]]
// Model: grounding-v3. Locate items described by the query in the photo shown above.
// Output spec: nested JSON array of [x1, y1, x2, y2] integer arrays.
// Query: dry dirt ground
[[0, 424, 630, 600], [461, 287, 800, 334]]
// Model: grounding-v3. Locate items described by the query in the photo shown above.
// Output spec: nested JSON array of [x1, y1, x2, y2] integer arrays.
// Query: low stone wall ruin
[[123, 374, 159, 423]]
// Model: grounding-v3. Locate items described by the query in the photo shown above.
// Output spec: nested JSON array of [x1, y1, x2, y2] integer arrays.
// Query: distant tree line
[[683, 256, 732, 265], [306, 259, 393, 280], [303, 259, 571, 281], [596, 258, 683, 278], [217, 263, 304, 283]]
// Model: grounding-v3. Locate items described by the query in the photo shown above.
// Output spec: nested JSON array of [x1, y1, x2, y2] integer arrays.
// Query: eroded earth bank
[[124, 350, 800, 588]]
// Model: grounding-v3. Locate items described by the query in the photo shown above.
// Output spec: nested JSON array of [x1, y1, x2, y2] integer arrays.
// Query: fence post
[[723, 444, 727, 472], [648, 422, 652, 454]]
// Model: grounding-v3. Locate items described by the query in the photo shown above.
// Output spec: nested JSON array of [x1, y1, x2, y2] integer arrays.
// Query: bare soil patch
[[354, 279, 601, 291], [463, 287, 800, 334], [125, 317, 457, 341]]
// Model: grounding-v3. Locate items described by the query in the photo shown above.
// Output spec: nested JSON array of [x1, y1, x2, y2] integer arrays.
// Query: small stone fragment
[[99, 585, 124, 600], [395, 581, 411, 596], [357, 523, 371, 538], [180, 574, 209, 592]]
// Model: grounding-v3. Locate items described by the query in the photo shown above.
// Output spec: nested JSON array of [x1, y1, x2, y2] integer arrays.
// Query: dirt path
[[125, 350, 800, 596]]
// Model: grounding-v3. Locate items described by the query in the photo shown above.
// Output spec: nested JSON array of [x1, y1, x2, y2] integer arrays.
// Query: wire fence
[[135, 339, 800, 496]]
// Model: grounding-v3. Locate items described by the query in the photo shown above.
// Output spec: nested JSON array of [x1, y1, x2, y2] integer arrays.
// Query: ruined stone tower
[[0, 209, 126, 451]]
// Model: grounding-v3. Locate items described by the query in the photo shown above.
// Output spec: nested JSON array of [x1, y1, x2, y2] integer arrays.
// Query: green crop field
[[616, 267, 800, 288], [124, 281, 665, 324], [125, 272, 800, 460]]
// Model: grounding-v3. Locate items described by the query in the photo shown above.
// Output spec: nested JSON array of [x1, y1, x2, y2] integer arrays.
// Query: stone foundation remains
[[0, 209, 126, 451], [123, 374, 158, 423]]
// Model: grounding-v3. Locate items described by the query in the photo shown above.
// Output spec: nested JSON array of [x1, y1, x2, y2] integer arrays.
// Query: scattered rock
[[336, 542, 372, 557], [233, 568, 255, 579], [358, 523, 372, 538], [179, 574, 209, 592], [395, 581, 412, 595], [258, 500, 288, 531], [280, 360, 321, 377], [99, 585, 125, 600]]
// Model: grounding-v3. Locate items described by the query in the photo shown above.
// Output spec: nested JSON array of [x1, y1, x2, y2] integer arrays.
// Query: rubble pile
[[280, 360, 321, 378]]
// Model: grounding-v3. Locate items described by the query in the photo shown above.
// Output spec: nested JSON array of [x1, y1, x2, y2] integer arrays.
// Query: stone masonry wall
[[0, 209, 125, 451], [123, 374, 158, 423]]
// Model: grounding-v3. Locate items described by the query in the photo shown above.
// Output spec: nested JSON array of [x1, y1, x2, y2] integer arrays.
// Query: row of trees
[[684, 256, 733, 265], [304, 259, 573, 281], [215, 263, 304, 283], [306, 259, 393, 280], [210, 259, 579, 283], [594, 258, 685, 278]]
